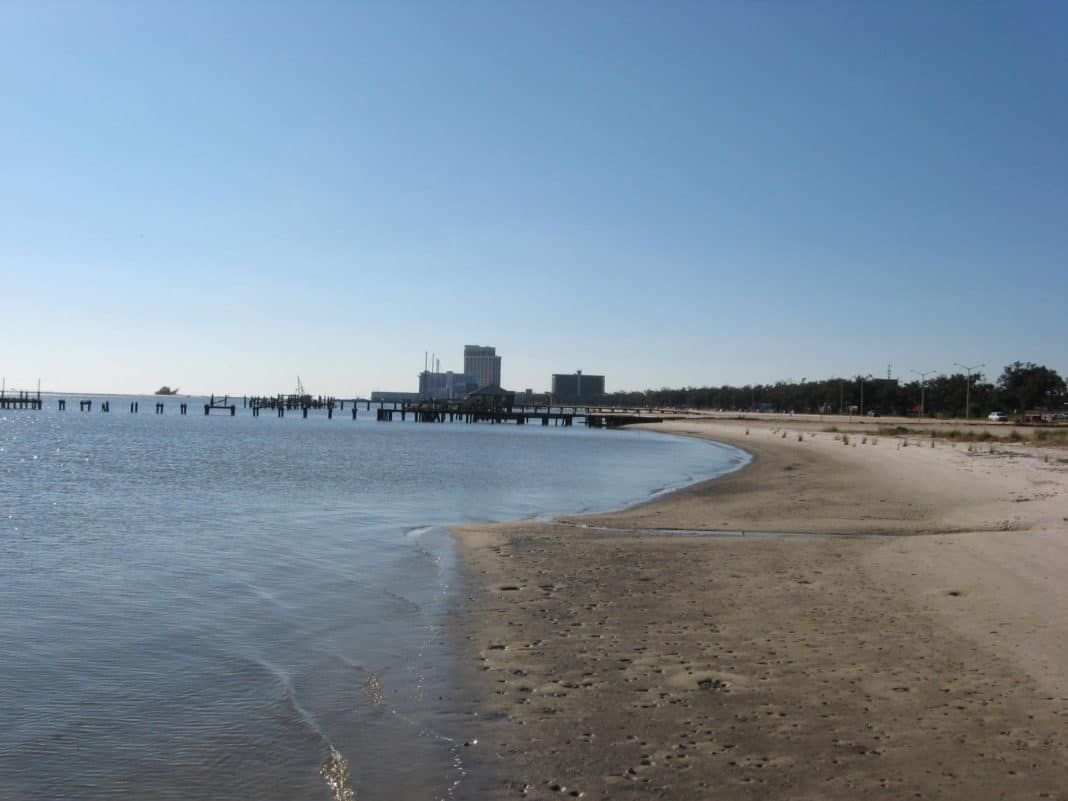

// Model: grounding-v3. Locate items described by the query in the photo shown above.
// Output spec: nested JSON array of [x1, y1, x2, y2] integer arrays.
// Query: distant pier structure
[[205, 394, 236, 416], [373, 398, 674, 428], [0, 386, 42, 410], [8, 383, 686, 430], [245, 393, 352, 419]]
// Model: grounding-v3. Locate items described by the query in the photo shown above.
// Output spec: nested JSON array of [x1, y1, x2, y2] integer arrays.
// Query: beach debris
[[320, 747, 356, 801], [697, 677, 729, 691], [365, 673, 384, 706]]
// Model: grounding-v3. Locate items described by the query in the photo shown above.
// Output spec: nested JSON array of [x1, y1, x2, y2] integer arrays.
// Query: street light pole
[[859, 373, 873, 416], [910, 369, 936, 422], [953, 362, 986, 421]]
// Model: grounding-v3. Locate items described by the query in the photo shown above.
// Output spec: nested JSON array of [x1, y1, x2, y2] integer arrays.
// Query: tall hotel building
[[551, 370, 605, 403], [463, 345, 502, 389]]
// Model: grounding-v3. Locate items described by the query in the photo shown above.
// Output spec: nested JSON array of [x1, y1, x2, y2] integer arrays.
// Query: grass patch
[[929, 429, 996, 443], [1034, 429, 1068, 443], [878, 425, 912, 436], [937, 427, 1068, 444]]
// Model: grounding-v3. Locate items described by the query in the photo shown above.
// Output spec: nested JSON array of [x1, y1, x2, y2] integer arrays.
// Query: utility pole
[[953, 362, 985, 421], [910, 369, 936, 422], [859, 374, 872, 416]]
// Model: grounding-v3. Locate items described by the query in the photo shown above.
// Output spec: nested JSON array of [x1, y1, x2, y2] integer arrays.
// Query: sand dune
[[451, 418, 1068, 800]]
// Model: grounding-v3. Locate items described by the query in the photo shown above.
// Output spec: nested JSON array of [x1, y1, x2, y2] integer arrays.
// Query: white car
[[988, 411, 1008, 422]]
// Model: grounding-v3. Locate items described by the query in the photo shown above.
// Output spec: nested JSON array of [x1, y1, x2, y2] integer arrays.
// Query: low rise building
[[418, 371, 478, 401], [516, 389, 552, 406], [465, 383, 515, 411]]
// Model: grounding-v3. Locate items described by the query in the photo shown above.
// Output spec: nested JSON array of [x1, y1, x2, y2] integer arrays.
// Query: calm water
[[0, 396, 746, 801]]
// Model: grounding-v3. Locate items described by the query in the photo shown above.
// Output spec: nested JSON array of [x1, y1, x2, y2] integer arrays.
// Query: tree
[[996, 362, 1066, 411]]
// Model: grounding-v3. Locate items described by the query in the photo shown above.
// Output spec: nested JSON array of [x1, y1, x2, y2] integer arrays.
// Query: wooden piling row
[[17, 393, 668, 429], [0, 391, 43, 410]]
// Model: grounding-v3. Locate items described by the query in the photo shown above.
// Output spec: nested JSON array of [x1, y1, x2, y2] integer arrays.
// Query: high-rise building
[[464, 345, 502, 389], [551, 370, 605, 403]]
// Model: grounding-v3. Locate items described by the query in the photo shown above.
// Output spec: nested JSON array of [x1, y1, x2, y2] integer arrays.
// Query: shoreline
[[449, 417, 1068, 800]]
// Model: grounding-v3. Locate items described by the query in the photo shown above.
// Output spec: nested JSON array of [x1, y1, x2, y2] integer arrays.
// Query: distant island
[[154, 386, 180, 396]]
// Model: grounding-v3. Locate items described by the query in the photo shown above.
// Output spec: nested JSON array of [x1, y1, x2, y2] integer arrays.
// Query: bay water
[[0, 396, 745, 800]]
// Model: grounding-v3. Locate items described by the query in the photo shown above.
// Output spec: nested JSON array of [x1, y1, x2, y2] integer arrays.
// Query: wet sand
[[451, 418, 1068, 800]]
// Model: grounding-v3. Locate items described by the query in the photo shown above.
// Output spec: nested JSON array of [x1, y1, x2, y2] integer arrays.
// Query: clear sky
[[3, 2, 1066, 396]]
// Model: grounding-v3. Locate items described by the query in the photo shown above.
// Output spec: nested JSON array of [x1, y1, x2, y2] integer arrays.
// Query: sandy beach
[[451, 417, 1068, 800]]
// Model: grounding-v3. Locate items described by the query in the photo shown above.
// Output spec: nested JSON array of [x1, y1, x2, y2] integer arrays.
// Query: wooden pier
[[373, 399, 674, 428], [204, 394, 236, 416], [34, 391, 687, 430], [0, 390, 42, 410]]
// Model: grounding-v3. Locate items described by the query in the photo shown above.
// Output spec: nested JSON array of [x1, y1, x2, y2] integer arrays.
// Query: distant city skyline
[[3, 3, 1066, 396]]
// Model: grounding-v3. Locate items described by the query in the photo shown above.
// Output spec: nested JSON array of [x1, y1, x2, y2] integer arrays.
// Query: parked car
[[988, 411, 1008, 422], [867, 410, 880, 417]]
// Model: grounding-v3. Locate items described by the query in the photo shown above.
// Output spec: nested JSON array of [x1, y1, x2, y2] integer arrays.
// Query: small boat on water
[[155, 386, 180, 396]]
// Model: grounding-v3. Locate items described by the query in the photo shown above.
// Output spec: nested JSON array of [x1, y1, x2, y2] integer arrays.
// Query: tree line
[[606, 362, 1066, 418]]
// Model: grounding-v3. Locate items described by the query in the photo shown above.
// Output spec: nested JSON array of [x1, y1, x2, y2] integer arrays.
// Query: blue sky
[[3, 2, 1065, 396]]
